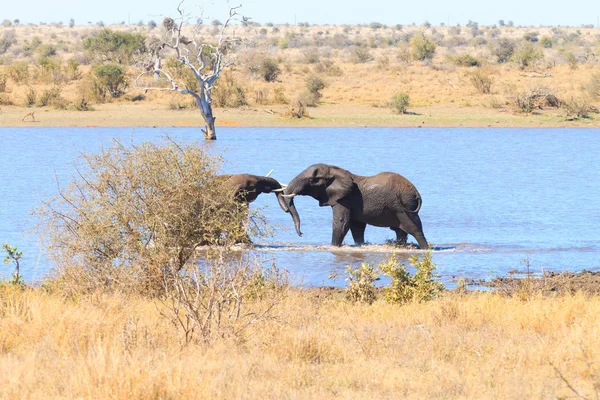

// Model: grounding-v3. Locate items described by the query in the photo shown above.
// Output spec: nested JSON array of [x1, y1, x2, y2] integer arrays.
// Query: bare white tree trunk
[[135, 1, 246, 140]]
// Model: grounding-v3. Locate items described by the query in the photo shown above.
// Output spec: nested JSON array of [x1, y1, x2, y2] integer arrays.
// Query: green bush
[[389, 93, 410, 114], [344, 263, 379, 304], [451, 53, 480, 67], [513, 42, 543, 69], [8, 62, 29, 84], [410, 33, 436, 61], [83, 28, 146, 64], [380, 251, 444, 304], [93, 63, 128, 98]]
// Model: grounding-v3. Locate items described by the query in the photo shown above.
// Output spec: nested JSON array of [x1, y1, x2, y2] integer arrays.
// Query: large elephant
[[282, 164, 428, 248], [218, 173, 302, 236]]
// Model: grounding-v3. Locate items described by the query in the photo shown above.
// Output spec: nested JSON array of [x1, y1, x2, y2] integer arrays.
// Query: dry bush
[[160, 256, 289, 344], [562, 96, 599, 119], [36, 137, 263, 297], [512, 86, 561, 113], [468, 69, 494, 94], [0, 93, 13, 105], [212, 72, 247, 108], [0, 72, 6, 92], [583, 74, 600, 99], [313, 59, 343, 76]]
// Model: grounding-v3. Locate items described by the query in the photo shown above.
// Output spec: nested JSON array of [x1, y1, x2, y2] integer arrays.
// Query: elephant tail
[[401, 196, 422, 213]]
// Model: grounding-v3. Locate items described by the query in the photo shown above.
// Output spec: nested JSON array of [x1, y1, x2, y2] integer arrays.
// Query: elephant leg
[[397, 212, 428, 249], [331, 205, 351, 246], [390, 227, 408, 245], [350, 221, 367, 245]]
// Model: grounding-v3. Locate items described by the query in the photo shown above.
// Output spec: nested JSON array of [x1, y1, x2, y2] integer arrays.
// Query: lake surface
[[1, 127, 599, 287]]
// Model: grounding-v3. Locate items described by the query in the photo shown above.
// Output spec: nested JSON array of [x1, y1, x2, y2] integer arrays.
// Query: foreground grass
[[1, 285, 599, 399]]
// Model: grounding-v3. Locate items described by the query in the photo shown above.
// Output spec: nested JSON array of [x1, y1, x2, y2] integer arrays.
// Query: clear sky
[[1, 0, 599, 27]]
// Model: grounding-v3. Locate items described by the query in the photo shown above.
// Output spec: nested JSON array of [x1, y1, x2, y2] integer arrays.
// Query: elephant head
[[283, 164, 355, 207], [221, 174, 303, 236]]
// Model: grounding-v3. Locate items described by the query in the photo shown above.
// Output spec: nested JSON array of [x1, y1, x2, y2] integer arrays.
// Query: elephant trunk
[[266, 177, 301, 237], [286, 197, 302, 236]]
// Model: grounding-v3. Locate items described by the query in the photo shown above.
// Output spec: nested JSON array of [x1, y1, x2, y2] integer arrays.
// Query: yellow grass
[[1, 285, 599, 399]]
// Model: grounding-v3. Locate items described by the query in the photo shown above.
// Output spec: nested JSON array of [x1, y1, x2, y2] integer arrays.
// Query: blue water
[[1, 127, 599, 286]]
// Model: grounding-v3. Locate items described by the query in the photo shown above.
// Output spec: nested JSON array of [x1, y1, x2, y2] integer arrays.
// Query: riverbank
[[1, 102, 599, 128], [1, 279, 598, 399]]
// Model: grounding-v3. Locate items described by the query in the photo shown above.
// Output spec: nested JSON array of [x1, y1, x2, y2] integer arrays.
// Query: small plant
[[380, 251, 444, 304], [468, 69, 494, 94], [389, 92, 410, 114], [344, 263, 380, 304], [73, 96, 92, 111], [2, 243, 23, 285], [0, 73, 7, 92], [25, 87, 37, 107]]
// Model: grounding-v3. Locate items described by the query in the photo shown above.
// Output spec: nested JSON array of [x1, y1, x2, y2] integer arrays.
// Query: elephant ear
[[324, 169, 354, 205]]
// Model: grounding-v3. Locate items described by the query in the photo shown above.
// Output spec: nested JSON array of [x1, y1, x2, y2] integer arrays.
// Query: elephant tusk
[[272, 188, 284, 192], [265, 169, 273, 177], [282, 193, 296, 198], [278, 182, 288, 188]]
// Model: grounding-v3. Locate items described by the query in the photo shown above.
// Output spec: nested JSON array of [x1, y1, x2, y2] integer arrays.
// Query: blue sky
[[1, 0, 599, 27]]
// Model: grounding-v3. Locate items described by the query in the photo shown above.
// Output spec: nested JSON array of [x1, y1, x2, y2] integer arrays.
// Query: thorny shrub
[[36, 137, 267, 297]]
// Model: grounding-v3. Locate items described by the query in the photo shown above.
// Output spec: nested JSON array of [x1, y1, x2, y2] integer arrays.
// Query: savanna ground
[[1, 282, 600, 399], [0, 20, 599, 127]]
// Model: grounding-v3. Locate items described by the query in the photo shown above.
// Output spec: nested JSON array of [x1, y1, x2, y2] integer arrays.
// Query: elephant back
[[375, 172, 422, 213]]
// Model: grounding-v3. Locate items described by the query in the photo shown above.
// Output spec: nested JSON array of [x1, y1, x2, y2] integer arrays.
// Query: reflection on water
[[1, 127, 599, 286]]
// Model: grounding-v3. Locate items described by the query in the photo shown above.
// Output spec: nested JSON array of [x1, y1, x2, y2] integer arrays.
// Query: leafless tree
[[136, 1, 248, 140]]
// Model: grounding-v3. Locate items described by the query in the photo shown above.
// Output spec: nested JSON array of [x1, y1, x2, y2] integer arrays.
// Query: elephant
[[217, 173, 302, 237], [282, 164, 428, 248]]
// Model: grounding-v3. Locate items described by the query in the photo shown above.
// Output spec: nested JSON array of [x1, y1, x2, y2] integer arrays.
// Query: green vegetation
[[389, 93, 410, 114], [410, 33, 436, 61], [83, 28, 146, 64]]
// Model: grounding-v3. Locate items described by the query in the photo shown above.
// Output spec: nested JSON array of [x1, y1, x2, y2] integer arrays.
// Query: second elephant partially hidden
[[283, 164, 428, 248], [218, 173, 303, 237]]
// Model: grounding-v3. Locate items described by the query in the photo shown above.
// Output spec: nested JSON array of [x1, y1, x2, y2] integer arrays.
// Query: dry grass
[[1, 284, 599, 399]]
